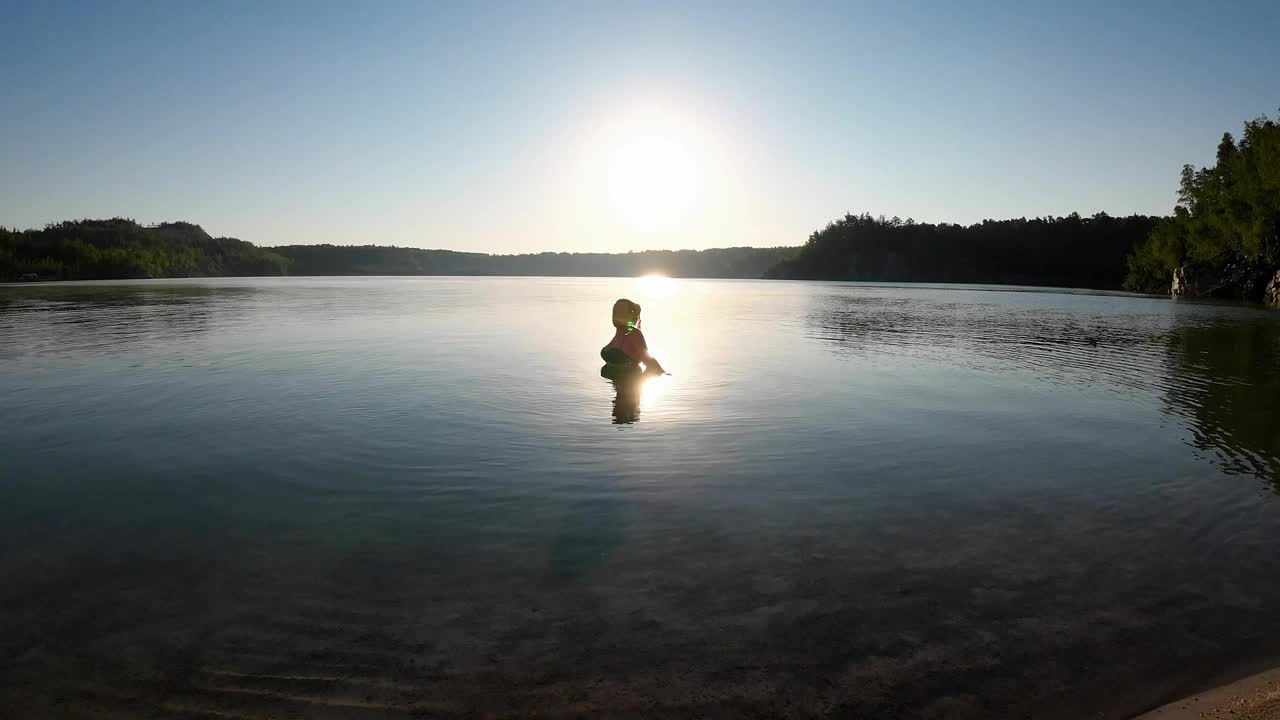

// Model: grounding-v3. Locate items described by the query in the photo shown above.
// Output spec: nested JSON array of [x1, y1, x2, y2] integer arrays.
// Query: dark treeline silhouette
[[0, 219, 289, 280], [765, 212, 1160, 289], [5, 215, 1160, 289], [1125, 114, 1280, 298], [0, 218, 795, 281], [271, 244, 796, 279]]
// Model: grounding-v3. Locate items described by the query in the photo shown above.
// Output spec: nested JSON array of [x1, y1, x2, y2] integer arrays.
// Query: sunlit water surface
[[2, 277, 1280, 719]]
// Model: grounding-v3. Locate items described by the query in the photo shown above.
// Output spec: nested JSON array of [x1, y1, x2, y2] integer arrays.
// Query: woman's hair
[[611, 298, 641, 330]]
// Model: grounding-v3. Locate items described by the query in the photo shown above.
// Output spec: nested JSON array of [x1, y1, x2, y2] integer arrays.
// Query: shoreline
[[1135, 667, 1280, 719]]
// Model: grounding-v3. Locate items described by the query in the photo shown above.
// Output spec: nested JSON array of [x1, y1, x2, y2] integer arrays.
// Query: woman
[[600, 298, 666, 375]]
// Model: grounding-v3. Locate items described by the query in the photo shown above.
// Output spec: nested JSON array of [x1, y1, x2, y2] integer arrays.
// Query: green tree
[[1125, 114, 1280, 296]]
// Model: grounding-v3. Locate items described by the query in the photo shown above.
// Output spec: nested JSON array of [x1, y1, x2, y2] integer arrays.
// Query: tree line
[[271, 244, 797, 279], [0, 214, 1165, 289], [762, 111, 1279, 297], [4, 214, 1160, 289], [0, 220, 796, 281], [0, 219, 289, 280], [765, 212, 1160, 289]]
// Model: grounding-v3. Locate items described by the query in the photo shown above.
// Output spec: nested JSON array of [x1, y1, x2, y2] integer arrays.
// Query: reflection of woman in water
[[603, 368, 644, 424], [600, 299, 666, 374], [600, 298, 666, 424]]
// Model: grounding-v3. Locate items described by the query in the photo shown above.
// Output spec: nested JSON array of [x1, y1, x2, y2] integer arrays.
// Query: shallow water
[[2, 276, 1279, 719]]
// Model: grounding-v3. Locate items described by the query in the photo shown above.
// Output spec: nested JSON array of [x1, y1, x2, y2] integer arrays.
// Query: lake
[[2, 276, 1279, 719]]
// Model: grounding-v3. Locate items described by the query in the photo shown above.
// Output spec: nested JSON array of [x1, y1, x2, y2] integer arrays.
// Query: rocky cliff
[[1265, 270, 1280, 307], [1170, 262, 1280, 306]]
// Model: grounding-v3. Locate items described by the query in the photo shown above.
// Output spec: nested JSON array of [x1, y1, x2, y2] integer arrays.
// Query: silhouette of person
[[600, 298, 666, 374]]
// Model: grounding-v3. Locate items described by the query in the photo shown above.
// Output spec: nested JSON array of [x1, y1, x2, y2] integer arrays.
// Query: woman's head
[[612, 298, 641, 330]]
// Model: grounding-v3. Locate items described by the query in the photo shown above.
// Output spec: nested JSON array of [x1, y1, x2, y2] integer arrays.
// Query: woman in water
[[600, 298, 666, 375]]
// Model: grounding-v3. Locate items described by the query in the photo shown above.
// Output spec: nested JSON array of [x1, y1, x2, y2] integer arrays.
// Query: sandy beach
[[1136, 668, 1280, 720]]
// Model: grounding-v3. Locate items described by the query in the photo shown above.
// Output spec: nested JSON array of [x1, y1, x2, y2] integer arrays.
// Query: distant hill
[[271, 244, 798, 279], [0, 218, 796, 281], [766, 212, 1161, 290]]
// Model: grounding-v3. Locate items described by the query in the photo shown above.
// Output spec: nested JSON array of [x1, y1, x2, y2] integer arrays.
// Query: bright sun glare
[[604, 123, 698, 232], [637, 273, 676, 297]]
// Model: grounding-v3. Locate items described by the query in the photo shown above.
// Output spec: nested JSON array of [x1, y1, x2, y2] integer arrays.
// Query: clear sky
[[2, 1, 1277, 253]]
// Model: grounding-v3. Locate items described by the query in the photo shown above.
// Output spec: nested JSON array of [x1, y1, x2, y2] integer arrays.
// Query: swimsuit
[[601, 327, 645, 365]]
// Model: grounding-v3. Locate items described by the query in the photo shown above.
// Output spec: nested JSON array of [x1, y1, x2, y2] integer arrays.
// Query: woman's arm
[[633, 330, 666, 373]]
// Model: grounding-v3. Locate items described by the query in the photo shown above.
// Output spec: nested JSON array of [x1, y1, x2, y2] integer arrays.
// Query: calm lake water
[[3, 276, 1280, 719]]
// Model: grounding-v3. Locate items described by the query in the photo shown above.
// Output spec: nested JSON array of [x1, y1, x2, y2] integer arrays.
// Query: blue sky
[[2, 1, 1277, 252]]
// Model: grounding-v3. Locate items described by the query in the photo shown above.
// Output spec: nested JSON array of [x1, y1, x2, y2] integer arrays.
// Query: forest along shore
[[0, 213, 1160, 289]]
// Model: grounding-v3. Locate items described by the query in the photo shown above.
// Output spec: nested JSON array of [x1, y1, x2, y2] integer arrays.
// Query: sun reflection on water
[[635, 273, 676, 298]]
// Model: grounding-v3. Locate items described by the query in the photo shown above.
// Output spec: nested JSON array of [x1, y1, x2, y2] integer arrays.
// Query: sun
[[574, 101, 714, 236], [606, 130, 697, 232]]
